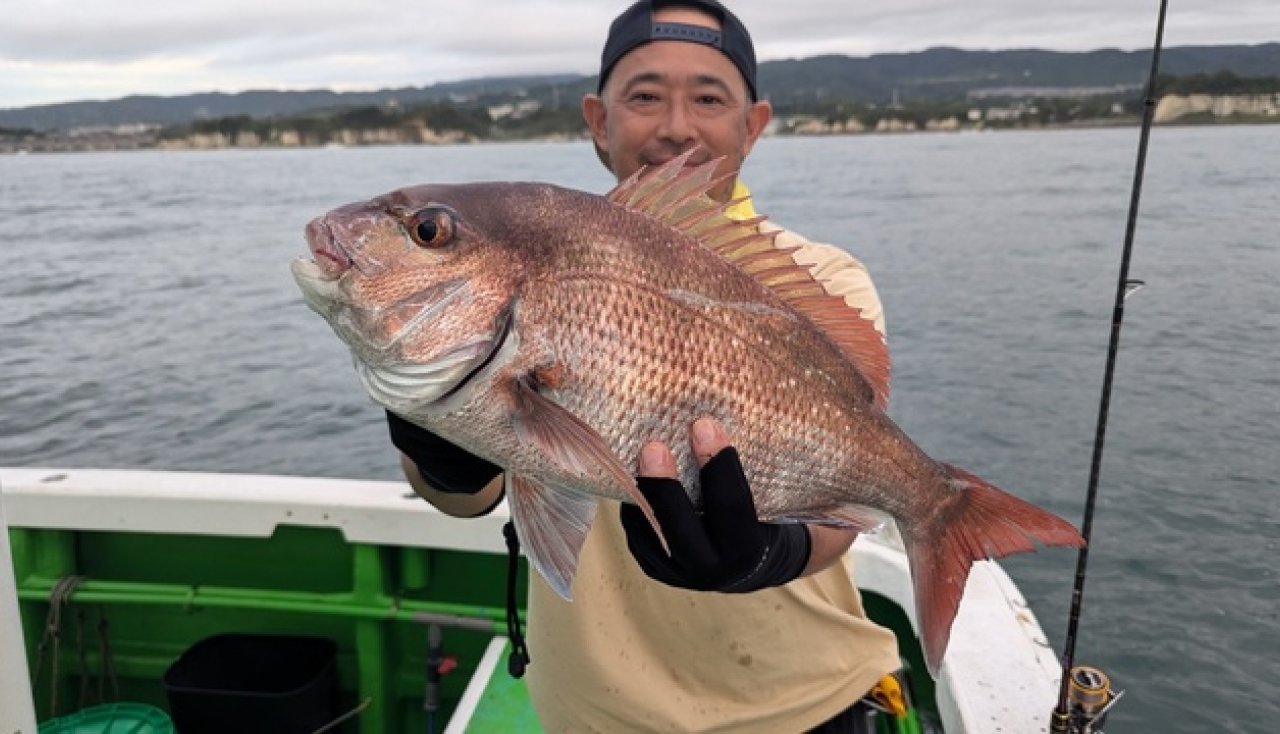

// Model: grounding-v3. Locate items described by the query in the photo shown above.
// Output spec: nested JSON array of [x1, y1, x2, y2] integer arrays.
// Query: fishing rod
[[1049, 1, 1169, 732]]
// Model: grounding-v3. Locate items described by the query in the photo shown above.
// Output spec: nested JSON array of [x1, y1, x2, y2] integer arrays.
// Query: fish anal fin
[[777, 505, 887, 535], [510, 377, 669, 553], [906, 464, 1085, 676], [506, 475, 596, 600]]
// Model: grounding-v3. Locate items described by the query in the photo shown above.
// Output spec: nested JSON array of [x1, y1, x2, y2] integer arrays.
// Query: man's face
[[584, 7, 771, 202]]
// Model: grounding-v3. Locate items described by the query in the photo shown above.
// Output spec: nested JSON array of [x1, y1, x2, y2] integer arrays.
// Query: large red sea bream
[[291, 152, 1084, 674]]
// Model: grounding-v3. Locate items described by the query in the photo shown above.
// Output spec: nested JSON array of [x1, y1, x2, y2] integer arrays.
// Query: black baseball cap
[[598, 0, 759, 101]]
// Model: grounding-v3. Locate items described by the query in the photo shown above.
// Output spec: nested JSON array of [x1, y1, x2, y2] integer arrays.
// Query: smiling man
[[388, 1, 902, 731], [582, 2, 771, 203]]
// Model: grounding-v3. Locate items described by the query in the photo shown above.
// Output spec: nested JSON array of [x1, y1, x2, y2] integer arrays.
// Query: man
[[388, 1, 902, 730]]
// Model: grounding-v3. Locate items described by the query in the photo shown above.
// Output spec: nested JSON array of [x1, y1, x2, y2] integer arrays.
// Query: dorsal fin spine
[[714, 233, 778, 257], [672, 206, 721, 231], [605, 151, 893, 409], [653, 173, 718, 218]]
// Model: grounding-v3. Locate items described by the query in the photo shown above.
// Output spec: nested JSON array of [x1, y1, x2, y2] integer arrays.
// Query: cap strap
[[650, 22, 722, 48]]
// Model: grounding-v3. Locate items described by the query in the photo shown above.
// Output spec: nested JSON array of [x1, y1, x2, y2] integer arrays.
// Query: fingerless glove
[[619, 447, 812, 593]]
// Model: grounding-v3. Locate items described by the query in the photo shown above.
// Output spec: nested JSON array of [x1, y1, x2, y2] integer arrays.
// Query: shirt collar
[[723, 179, 758, 221]]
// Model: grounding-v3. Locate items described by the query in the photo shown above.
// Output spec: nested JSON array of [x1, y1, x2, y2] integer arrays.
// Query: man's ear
[[743, 99, 773, 157], [582, 94, 612, 170]]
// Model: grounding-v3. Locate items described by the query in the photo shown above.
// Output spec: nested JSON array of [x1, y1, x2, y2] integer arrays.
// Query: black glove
[[619, 447, 811, 593], [386, 410, 501, 495]]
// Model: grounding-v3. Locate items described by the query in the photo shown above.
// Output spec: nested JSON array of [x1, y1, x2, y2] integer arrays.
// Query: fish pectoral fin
[[506, 475, 597, 600], [510, 378, 669, 552]]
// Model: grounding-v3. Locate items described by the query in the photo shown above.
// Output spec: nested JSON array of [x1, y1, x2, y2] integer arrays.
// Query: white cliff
[[1155, 93, 1280, 123]]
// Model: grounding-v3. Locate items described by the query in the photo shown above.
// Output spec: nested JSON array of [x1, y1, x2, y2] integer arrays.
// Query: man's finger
[[637, 441, 678, 478], [631, 477, 719, 576], [688, 419, 757, 533], [690, 417, 731, 466], [700, 447, 764, 558]]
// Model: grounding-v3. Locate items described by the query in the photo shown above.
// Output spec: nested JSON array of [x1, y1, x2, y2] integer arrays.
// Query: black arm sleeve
[[386, 411, 501, 495]]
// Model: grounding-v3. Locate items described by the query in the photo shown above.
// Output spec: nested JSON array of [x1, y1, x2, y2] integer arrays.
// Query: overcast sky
[[2, 0, 1277, 109]]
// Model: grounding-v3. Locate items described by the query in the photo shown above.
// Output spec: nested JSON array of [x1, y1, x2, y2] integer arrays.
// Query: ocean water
[[2, 126, 1276, 732]]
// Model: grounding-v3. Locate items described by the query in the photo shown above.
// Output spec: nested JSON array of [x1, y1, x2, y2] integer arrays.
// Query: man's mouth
[[644, 147, 709, 169]]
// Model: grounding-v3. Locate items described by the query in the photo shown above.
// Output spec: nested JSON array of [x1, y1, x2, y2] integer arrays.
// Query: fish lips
[[304, 216, 354, 279], [292, 214, 371, 318]]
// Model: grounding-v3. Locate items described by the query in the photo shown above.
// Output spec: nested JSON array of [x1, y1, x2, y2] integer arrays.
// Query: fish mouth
[[304, 216, 353, 279], [435, 303, 515, 403]]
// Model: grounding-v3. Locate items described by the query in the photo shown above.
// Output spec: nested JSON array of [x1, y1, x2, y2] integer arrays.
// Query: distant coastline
[[3, 93, 1276, 156], [5, 49, 1278, 155]]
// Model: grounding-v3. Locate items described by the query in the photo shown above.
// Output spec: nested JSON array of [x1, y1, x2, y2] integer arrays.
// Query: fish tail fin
[[905, 463, 1084, 676]]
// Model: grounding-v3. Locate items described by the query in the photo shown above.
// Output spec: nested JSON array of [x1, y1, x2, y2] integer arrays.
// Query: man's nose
[[658, 100, 696, 145]]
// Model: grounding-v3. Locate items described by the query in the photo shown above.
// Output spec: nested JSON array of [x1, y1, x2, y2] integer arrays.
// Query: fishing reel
[[1050, 665, 1124, 734]]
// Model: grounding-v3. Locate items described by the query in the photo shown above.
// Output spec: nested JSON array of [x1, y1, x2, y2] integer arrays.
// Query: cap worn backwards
[[598, 0, 759, 101]]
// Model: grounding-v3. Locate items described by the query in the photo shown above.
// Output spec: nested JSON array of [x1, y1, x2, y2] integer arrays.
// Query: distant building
[[487, 99, 543, 121], [967, 85, 1141, 99]]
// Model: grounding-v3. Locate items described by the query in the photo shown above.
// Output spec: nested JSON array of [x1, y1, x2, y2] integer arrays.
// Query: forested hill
[[0, 75, 590, 132], [3, 43, 1277, 131], [759, 44, 1280, 109]]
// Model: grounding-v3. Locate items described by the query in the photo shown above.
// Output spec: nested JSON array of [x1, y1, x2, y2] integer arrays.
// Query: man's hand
[[619, 418, 812, 592]]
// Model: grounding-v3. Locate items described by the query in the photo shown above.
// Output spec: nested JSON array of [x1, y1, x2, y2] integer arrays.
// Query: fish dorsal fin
[[606, 151, 891, 409]]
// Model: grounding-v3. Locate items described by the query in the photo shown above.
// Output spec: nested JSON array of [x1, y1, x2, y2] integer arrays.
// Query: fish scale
[[530, 281, 854, 512], [291, 150, 1084, 675]]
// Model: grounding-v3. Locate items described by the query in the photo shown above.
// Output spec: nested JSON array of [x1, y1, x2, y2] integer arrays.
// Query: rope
[[309, 696, 372, 734], [76, 607, 89, 708], [98, 611, 120, 702], [31, 574, 86, 717], [503, 521, 530, 678]]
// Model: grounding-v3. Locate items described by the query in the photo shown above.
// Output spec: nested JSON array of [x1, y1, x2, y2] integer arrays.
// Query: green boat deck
[[12, 525, 539, 731], [5, 468, 1066, 733], [11, 524, 939, 732]]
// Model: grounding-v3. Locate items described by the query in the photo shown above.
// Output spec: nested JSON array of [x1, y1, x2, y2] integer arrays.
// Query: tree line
[[142, 70, 1280, 146], [1154, 70, 1280, 96], [159, 102, 588, 144]]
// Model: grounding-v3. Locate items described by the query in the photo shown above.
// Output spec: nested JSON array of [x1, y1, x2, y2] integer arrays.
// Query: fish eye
[[407, 207, 456, 248]]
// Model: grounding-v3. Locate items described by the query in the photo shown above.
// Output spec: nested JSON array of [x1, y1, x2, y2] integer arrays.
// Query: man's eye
[[696, 95, 725, 106]]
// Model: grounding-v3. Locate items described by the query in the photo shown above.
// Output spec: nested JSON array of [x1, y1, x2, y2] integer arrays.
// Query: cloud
[[747, 1, 1280, 56], [1, 0, 1277, 108]]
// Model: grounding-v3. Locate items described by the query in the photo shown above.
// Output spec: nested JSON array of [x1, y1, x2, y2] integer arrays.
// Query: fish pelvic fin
[[607, 148, 891, 409], [510, 377, 670, 554], [507, 475, 597, 600], [906, 464, 1084, 677]]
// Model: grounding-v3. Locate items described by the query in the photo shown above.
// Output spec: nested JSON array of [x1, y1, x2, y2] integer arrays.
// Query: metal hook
[[1123, 279, 1145, 301]]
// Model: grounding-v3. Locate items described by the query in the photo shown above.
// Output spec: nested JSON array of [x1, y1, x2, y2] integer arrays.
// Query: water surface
[[2, 126, 1276, 732]]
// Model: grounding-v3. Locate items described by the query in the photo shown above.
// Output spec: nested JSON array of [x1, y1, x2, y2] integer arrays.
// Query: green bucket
[[38, 703, 174, 734]]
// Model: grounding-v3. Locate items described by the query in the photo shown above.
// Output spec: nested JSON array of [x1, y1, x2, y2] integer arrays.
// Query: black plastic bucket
[[163, 633, 338, 734]]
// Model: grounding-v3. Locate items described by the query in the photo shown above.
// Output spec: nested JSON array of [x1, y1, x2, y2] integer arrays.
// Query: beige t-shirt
[[524, 222, 901, 733]]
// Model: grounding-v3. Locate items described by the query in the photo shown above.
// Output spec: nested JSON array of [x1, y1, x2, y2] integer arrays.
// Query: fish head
[[292, 182, 537, 411]]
